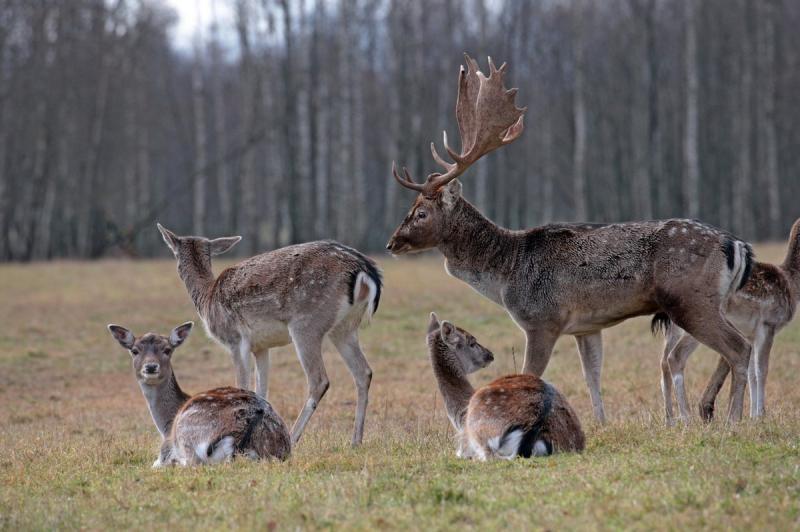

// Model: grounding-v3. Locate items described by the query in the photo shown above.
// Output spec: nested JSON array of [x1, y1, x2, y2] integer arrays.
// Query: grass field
[[1, 244, 799, 530]]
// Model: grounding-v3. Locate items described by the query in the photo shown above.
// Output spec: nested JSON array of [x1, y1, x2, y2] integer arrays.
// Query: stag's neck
[[177, 254, 215, 316], [139, 374, 190, 439], [438, 199, 518, 302], [428, 336, 474, 431]]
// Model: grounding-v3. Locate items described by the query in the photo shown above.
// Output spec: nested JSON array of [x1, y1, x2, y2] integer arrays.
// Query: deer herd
[[106, 55, 799, 467]]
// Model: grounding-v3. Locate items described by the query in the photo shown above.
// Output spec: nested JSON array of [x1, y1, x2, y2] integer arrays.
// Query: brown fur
[[156, 224, 381, 446], [388, 55, 755, 423], [466, 374, 585, 458], [658, 218, 800, 422], [107, 323, 290, 467]]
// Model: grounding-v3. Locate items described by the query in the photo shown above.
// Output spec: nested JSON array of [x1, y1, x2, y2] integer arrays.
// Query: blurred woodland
[[0, 0, 798, 260]]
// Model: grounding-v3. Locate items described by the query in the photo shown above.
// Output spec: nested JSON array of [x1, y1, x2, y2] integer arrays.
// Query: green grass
[[1, 245, 799, 530]]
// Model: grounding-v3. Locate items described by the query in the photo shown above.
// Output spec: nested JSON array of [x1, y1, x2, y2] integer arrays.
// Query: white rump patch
[[488, 429, 524, 460]]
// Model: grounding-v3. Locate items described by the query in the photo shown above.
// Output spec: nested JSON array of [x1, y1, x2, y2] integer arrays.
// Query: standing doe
[[387, 54, 754, 422], [107, 322, 291, 466], [157, 224, 382, 446], [655, 218, 800, 422], [427, 313, 584, 460]]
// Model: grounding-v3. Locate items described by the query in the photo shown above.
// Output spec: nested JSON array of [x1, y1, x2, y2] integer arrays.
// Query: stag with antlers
[[386, 54, 755, 422]]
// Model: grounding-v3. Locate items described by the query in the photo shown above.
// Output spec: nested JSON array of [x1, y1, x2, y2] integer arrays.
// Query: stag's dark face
[[386, 181, 462, 255]]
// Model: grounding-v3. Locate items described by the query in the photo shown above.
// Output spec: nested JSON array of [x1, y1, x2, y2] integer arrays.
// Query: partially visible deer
[[156, 224, 382, 446], [655, 218, 800, 423], [107, 322, 291, 466], [387, 54, 754, 422], [427, 313, 584, 460]]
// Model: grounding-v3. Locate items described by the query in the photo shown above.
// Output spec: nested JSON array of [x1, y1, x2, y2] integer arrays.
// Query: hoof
[[699, 402, 715, 422]]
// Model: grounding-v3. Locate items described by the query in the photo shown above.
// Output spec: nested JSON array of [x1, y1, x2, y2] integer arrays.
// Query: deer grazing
[[427, 313, 584, 460], [387, 54, 755, 423], [107, 322, 291, 466], [156, 224, 382, 446], [655, 218, 800, 423]]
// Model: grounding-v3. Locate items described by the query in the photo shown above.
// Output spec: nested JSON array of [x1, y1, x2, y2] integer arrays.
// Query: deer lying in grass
[[387, 54, 754, 422], [655, 218, 800, 423], [157, 224, 381, 446], [427, 313, 584, 460], [107, 322, 290, 467]]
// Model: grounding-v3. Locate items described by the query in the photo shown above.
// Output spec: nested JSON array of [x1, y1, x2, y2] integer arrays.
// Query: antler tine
[[430, 141, 454, 171], [392, 161, 425, 192]]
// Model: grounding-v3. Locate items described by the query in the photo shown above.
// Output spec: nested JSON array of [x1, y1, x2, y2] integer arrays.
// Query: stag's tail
[[781, 218, 800, 292]]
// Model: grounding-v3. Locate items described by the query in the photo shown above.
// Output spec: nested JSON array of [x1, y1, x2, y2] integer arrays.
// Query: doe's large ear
[[440, 179, 462, 210], [210, 236, 241, 256], [156, 223, 180, 255], [440, 320, 458, 345], [169, 322, 194, 348], [427, 312, 440, 334], [108, 324, 135, 350]]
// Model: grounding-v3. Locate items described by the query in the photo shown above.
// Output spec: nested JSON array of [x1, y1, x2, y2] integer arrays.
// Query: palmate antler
[[392, 54, 526, 197]]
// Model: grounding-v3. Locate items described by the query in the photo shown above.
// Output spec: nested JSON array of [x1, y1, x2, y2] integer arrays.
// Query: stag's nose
[[143, 363, 159, 374], [385, 239, 395, 251]]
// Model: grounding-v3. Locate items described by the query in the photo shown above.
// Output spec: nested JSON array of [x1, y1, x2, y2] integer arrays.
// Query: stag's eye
[[417, 210, 427, 219], [131, 348, 140, 356]]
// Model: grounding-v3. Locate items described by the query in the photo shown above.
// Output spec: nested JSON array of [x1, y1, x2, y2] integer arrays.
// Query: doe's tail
[[781, 218, 800, 291]]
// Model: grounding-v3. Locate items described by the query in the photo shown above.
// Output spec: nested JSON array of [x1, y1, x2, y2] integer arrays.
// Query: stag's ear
[[169, 322, 194, 348], [156, 223, 180, 255], [440, 321, 458, 345], [440, 179, 462, 210], [428, 312, 440, 334], [210, 236, 241, 256], [108, 324, 135, 350]]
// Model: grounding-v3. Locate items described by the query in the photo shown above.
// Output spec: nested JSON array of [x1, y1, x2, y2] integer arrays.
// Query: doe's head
[[107, 322, 194, 386], [156, 223, 242, 264], [427, 312, 494, 374]]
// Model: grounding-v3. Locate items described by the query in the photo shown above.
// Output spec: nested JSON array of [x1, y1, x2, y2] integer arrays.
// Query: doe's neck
[[139, 373, 190, 439], [177, 251, 215, 315], [428, 335, 474, 431]]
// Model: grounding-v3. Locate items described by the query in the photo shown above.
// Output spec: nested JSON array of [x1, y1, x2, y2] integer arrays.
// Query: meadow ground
[[0, 244, 798, 530]]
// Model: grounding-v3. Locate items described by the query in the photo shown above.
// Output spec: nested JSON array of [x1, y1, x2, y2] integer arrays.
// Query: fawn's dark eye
[[417, 210, 427, 219], [164, 348, 173, 356], [131, 348, 140, 356]]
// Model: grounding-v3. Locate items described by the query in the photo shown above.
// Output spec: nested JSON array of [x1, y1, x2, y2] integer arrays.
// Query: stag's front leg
[[575, 332, 606, 423], [521, 328, 558, 376]]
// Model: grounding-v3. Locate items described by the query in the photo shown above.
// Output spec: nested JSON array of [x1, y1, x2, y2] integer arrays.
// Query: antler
[[392, 54, 526, 197]]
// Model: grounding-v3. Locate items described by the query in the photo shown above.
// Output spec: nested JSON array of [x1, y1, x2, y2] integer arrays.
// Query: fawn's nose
[[143, 363, 159, 375]]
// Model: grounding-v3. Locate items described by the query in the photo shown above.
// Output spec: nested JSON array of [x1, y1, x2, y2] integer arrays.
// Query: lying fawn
[[388, 54, 754, 423], [108, 322, 290, 466], [157, 224, 381, 446], [427, 313, 584, 460], [655, 218, 800, 422]]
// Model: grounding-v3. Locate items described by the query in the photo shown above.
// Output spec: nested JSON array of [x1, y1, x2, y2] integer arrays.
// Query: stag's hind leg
[[673, 309, 750, 422], [330, 327, 372, 446]]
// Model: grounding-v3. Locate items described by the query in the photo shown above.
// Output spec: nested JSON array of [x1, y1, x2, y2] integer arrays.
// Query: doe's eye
[[131, 348, 140, 356], [164, 348, 173, 356]]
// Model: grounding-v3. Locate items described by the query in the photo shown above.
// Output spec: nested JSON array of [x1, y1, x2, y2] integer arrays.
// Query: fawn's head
[[386, 54, 524, 255], [107, 322, 194, 386], [427, 312, 494, 374], [157, 223, 242, 269]]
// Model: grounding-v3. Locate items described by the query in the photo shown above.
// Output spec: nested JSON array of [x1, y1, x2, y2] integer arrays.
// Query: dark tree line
[[0, 0, 798, 261]]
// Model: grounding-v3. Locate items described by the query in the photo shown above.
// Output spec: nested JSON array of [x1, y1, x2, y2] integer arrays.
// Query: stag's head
[[107, 322, 193, 386], [386, 54, 526, 255]]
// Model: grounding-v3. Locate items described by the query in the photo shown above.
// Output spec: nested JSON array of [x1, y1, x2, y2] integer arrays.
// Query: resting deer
[[107, 322, 291, 466], [156, 224, 382, 446], [427, 313, 584, 460], [655, 218, 800, 423], [387, 54, 755, 422]]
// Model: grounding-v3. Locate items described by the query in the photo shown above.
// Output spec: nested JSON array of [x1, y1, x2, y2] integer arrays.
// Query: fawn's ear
[[440, 179, 462, 210], [440, 321, 458, 345], [427, 312, 440, 334], [108, 325, 135, 350], [169, 322, 194, 348], [209, 236, 241, 256], [156, 223, 180, 255]]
